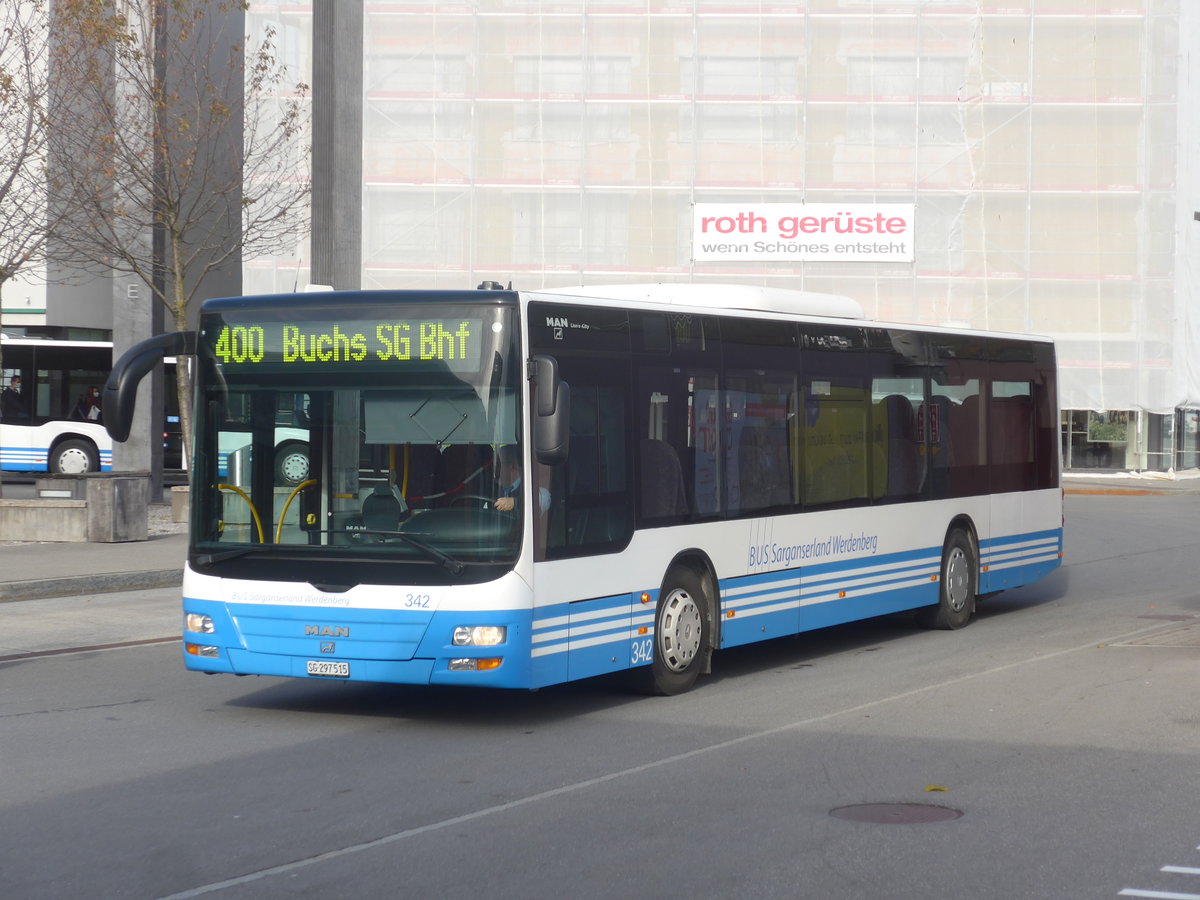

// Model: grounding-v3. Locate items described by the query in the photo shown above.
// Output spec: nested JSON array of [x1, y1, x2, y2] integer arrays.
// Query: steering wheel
[[448, 494, 495, 509]]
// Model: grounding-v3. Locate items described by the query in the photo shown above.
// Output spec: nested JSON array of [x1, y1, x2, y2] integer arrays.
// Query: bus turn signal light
[[448, 657, 502, 672]]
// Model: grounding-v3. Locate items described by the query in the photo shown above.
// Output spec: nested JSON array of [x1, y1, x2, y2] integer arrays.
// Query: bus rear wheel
[[274, 442, 309, 486], [636, 565, 711, 695], [917, 528, 977, 630], [51, 439, 99, 475]]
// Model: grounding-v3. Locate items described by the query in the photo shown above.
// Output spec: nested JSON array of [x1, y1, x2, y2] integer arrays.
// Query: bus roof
[[529, 282, 1054, 344], [531, 283, 865, 319]]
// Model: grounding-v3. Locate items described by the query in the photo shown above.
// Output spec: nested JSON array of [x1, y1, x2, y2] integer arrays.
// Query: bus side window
[[929, 334, 990, 498], [636, 365, 706, 525], [543, 380, 632, 559], [875, 393, 921, 498], [800, 379, 871, 506], [725, 375, 794, 516], [990, 379, 1035, 494]]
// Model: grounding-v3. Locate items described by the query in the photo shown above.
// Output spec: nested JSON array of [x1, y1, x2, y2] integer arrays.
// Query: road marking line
[[1119, 891, 1200, 899]]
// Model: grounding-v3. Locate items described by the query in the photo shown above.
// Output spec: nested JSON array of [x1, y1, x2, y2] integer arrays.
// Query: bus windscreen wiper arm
[[195, 546, 271, 565], [359, 530, 466, 575]]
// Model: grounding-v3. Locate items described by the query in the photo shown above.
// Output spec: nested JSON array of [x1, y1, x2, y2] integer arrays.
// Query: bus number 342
[[630, 638, 654, 665]]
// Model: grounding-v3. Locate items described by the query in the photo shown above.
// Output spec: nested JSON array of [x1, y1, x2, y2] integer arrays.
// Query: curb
[[1063, 485, 1195, 496], [0, 569, 184, 603]]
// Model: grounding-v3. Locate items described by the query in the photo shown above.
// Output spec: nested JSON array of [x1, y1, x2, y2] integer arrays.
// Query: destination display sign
[[203, 318, 484, 371]]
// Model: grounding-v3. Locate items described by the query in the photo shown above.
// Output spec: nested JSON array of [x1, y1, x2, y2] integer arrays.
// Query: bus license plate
[[306, 660, 349, 678]]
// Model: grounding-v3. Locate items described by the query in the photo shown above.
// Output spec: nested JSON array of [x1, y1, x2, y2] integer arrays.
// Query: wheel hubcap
[[58, 449, 91, 474], [280, 453, 308, 484], [945, 547, 969, 612], [659, 588, 703, 672]]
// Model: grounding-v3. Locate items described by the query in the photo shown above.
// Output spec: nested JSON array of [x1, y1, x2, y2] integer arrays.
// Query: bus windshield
[[190, 300, 523, 576]]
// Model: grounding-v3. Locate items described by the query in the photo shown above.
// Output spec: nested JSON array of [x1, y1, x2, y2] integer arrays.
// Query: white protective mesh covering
[[245, 1, 1192, 419]]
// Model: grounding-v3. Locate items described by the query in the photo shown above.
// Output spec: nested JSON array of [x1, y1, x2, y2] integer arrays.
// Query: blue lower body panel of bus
[[979, 529, 1062, 593], [182, 597, 537, 688]]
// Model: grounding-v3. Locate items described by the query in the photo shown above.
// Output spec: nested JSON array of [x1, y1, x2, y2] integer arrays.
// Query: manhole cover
[[830, 803, 962, 824]]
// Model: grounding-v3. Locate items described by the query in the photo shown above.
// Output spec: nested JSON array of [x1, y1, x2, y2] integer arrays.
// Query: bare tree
[[0, 0, 77, 497], [51, 0, 310, 464]]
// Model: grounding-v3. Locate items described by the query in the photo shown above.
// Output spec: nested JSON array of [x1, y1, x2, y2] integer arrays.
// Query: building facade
[[12, 2, 1196, 472]]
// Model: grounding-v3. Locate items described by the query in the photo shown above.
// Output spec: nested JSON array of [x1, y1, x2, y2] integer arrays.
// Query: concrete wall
[[0, 474, 149, 542]]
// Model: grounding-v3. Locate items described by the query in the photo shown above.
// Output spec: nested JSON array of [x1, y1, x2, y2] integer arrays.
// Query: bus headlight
[[185, 613, 215, 634], [452, 625, 506, 647]]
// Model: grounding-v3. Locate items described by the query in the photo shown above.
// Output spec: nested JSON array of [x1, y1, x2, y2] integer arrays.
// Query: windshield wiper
[[358, 530, 466, 575], [194, 545, 275, 565], [197, 532, 467, 577]]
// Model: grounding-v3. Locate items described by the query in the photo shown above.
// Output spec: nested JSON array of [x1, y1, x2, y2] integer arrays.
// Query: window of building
[[513, 103, 631, 142], [847, 56, 966, 97], [364, 190, 465, 265], [681, 57, 799, 97], [514, 56, 632, 95], [681, 104, 799, 143], [846, 105, 964, 145], [366, 101, 469, 142], [368, 54, 468, 94], [511, 193, 629, 266]]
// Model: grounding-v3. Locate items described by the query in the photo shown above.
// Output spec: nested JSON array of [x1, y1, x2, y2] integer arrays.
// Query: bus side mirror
[[529, 354, 569, 465], [104, 331, 196, 441]]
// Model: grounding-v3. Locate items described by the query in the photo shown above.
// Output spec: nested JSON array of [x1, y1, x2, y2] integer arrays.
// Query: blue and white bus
[[1, 335, 115, 474], [106, 284, 1062, 694]]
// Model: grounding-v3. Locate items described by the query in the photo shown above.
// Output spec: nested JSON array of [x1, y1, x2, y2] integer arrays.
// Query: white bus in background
[[105, 283, 1063, 695], [0, 335, 115, 474], [0, 334, 309, 483]]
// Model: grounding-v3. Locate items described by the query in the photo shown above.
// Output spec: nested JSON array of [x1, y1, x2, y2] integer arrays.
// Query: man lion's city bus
[[106, 284, 1062, 695]]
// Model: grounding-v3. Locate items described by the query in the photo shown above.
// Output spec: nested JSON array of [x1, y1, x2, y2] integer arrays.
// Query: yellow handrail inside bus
[[275, 479, 318, 544], [217, 483, 265, 544]]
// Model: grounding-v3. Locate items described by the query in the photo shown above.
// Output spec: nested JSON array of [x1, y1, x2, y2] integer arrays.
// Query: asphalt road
[[2, 493, 1199, 900]]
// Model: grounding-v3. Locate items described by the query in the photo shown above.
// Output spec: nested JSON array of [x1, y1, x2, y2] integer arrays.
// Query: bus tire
[[274, 442, 309, 486], [917, 528, 976, 630], [635, 565, 711, 696], [51, 439, 99, 475]]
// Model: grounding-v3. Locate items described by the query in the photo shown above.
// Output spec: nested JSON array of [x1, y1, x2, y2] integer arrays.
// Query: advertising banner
[[693, 203, 914, 263]]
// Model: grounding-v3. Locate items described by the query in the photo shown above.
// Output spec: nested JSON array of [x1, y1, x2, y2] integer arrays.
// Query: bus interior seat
[[882, 394, 921, 496], [362, 484, 407, 532], [640, 438, 689, 519], [565, 506, 628, 545], [738, 425, 791, 511], [948, 394, 984, 495]]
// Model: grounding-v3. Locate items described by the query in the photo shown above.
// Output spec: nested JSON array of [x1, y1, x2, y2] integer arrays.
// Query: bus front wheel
[[637, 565, 711, 695], [51, 439, 99, 475], [917, 528, 977, 630]]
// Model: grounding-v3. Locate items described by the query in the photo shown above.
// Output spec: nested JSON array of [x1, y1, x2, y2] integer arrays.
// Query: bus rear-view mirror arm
[[529, 354, 569, 465], [104, 331, 197, 442]]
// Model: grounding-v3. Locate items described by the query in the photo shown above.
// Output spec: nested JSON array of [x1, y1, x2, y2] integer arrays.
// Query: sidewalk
[[0, 472, 1198, 605], [0, 501, 186, 602], [1062, 470, 1200, 495]]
